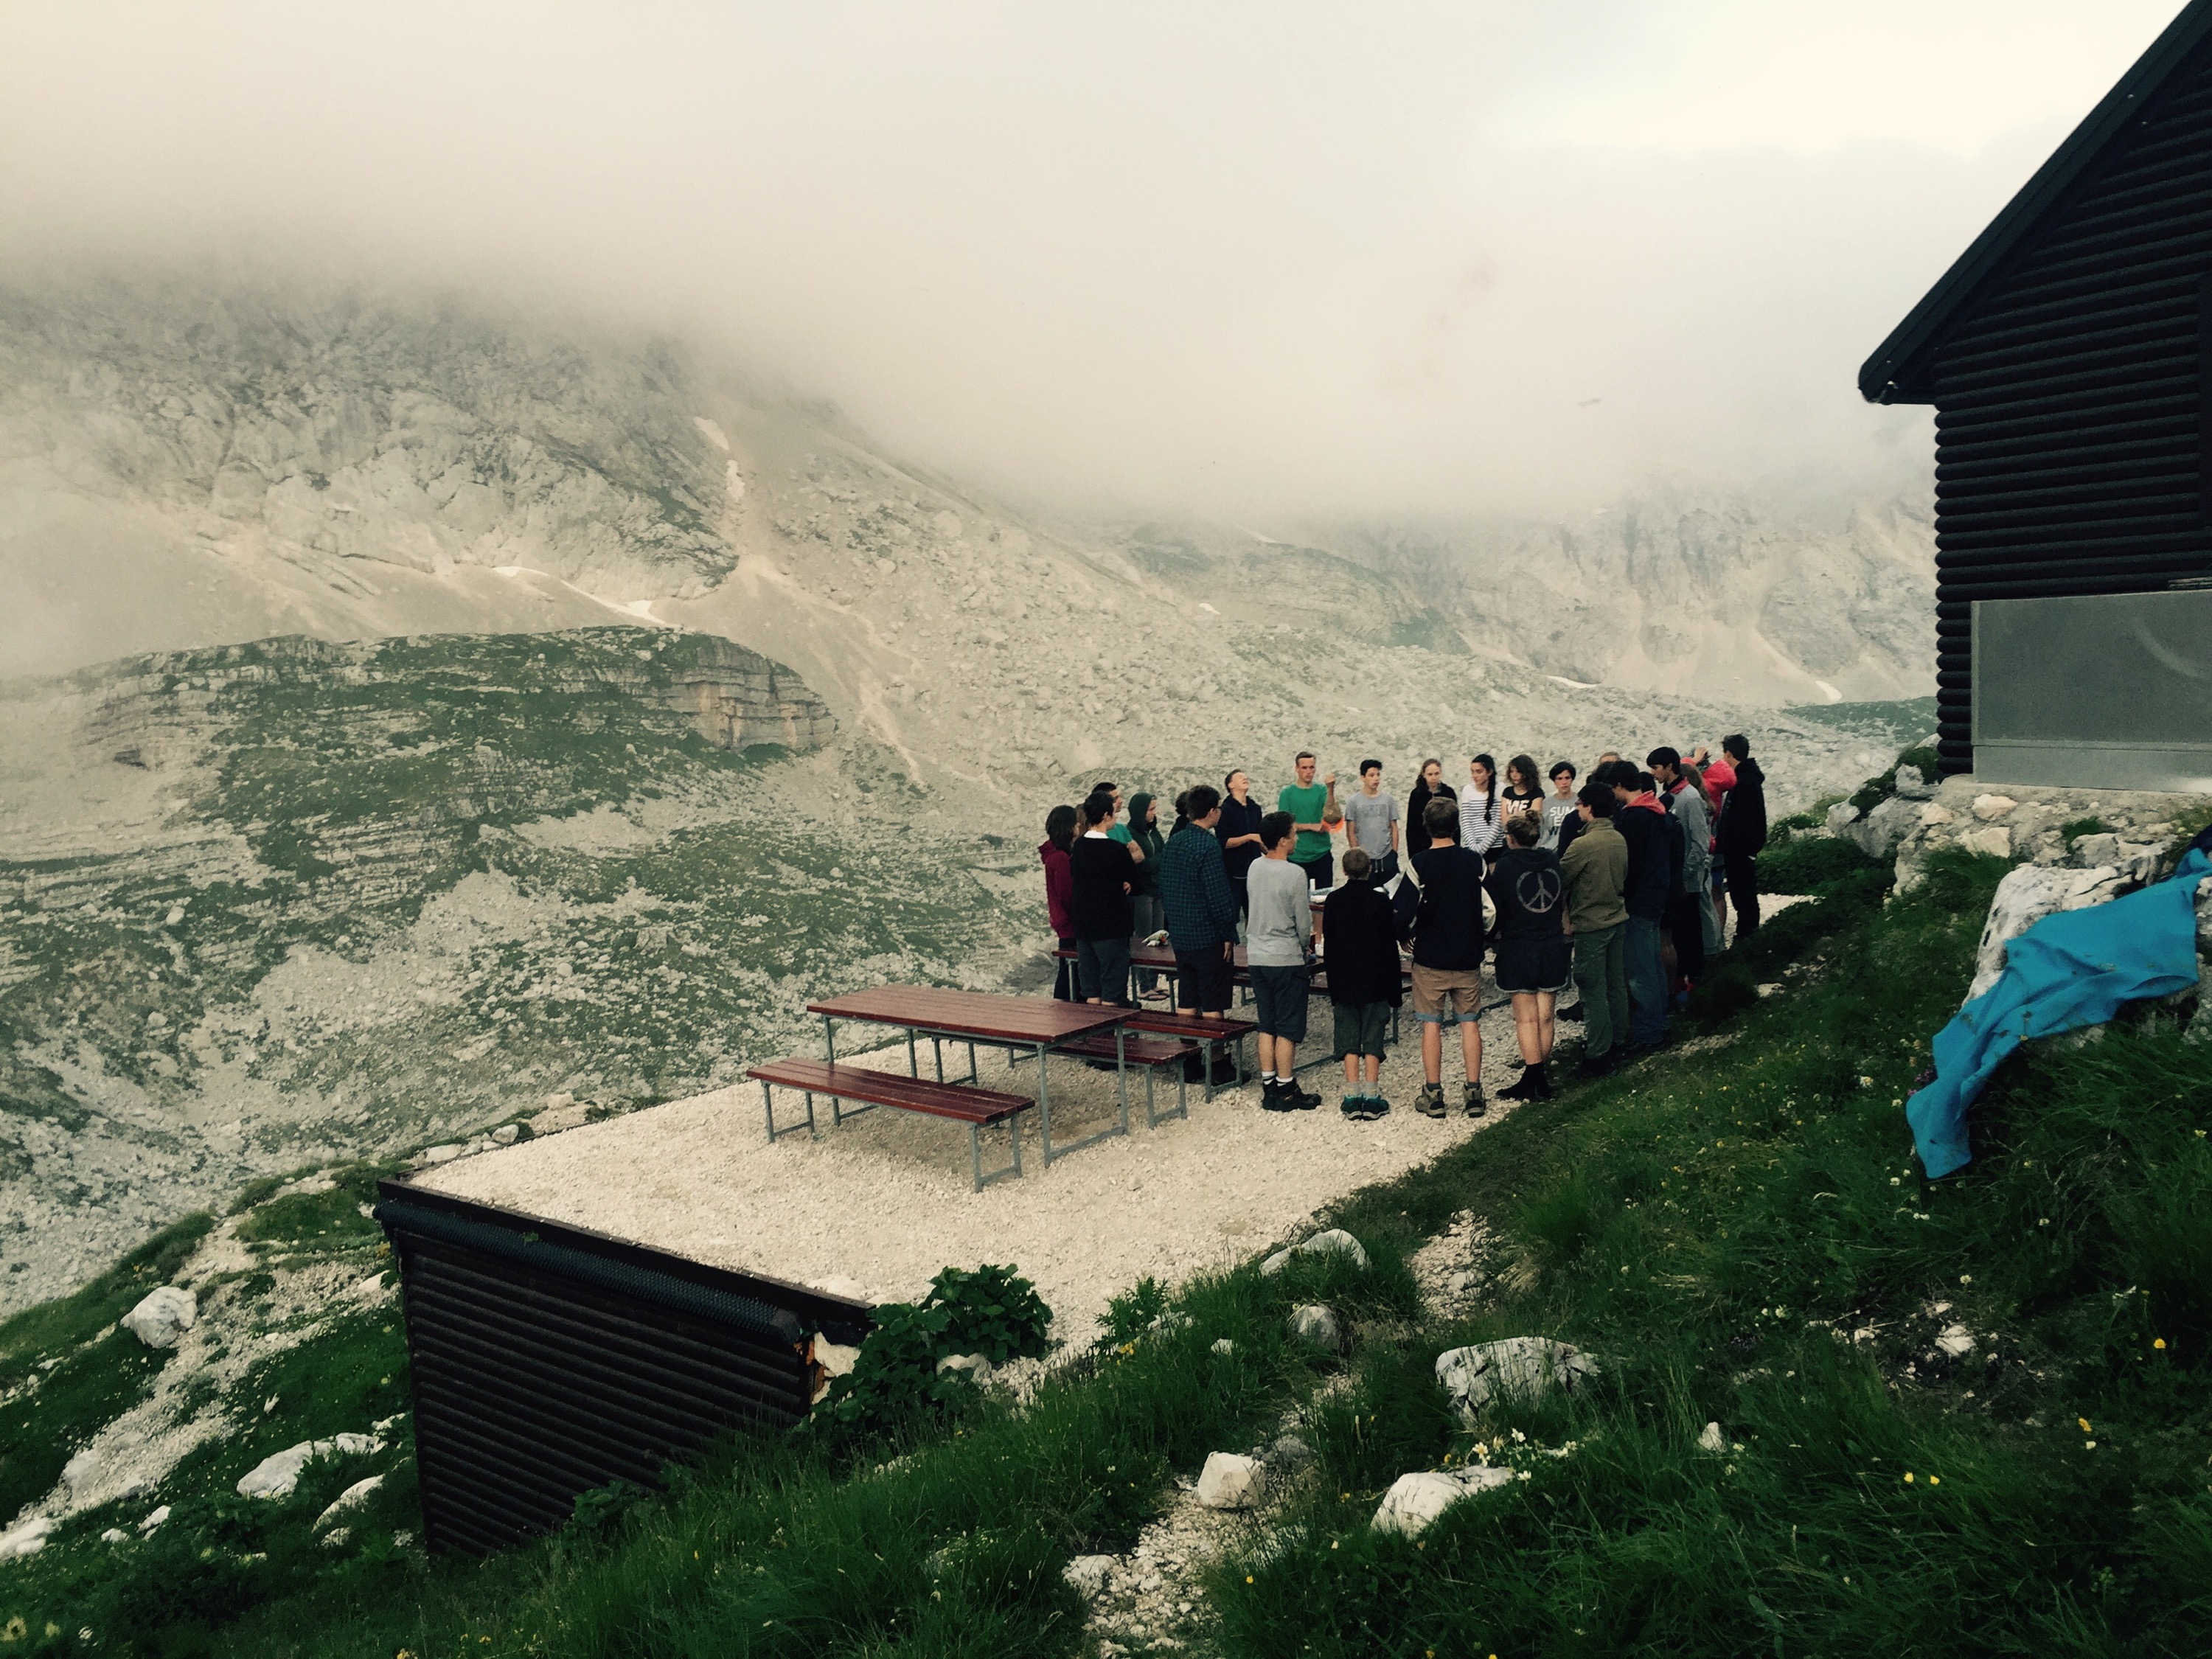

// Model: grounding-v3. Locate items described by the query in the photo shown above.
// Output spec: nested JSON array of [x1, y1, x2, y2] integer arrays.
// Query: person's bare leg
[[1421, 1021, 1443, 1085], [1458, 1015, 1483, 1083], [1512, 995, 1543, 1065], [1342, 1052, 1359, 1092], [1535, 992, 1556, 1062], [1364, 1054, 1382, 1087]]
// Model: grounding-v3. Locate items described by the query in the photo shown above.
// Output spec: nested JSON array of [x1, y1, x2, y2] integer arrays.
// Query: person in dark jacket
[[1486, 813, 1568, 1099], [1408, 797, 1489, 1120], [1611, 766, 1677, 1052], [1122, 791, 1168, 1001], [1158, 785, 1242, 1084], [1322, 847, 1403, 1121], [1215, 769, 1266, 923], [1716, 734, 1768, 940], [1070, 791, 1138, 1004], [1408, 758, 1458, 848], [1040, 804, 1079, 1001]]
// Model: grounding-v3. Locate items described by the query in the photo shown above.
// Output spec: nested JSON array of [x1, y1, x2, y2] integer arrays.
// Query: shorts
[[1293, 852, 1334, 891], [1175, 945, 1234, 1015], [1410, 962, 1483, 1024], [1493, 936, 1572, 995], [1331, 1000, 1392, 1060], [1249, 963, 1310, 1043], [1077, 936, 1131, 1004]]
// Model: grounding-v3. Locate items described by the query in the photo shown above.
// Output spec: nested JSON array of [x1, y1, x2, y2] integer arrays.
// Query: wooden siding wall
[[1931, 49, 2212, 774]]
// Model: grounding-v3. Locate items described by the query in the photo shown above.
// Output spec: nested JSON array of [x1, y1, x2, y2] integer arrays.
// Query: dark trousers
[[1572, 923, 1630, 1062], [1052, 936, 1078, 1001], [1625, 916, 1669, 1047], [1668, 890, 1706, 989], [1726, 854, 1761, 939], [1293, 852, 1334, 891]]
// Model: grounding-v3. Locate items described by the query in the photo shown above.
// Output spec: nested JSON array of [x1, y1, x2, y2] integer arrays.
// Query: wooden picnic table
[[805, 986, 1138, 1166]]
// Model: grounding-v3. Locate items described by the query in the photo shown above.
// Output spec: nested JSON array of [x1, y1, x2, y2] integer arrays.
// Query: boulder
[[1697, 1421, 1725, 1454], [1918, 802, 1955, 828], [1435, 1338, 1599, 1422], [1845, 795, 1919, 860], [121, 1285, 196, 1349], [1259, 1228, 1370, 1276], [138, 1505, 170, 1534], [934, 1352, 994, 1384], [100, 1528, 128, 1544], [1288, 1304, 1346, 1352], [1893, 765, 1935, 800], [1935, 1324, 1975, 1357], [1210, 1338, 1235, 1356], [1064, 1554, 1116, 1596], [1968, 864, 2127, 1000], [1194, 1450, 1267, 1510], [1958, 825, 2014, 860], [236, 1433, 384, 1499], [1267, 1434, 1315, 1472], [1972, 795, 2017, 821], [313, 1475, 384, 1530], [62, 1448, 100, 1496], [1825, 801, 1860, 832], [0, 1515, 53, 1560], [2071, 832, 2119, 869], [1371, 1465, 1514, 1538]]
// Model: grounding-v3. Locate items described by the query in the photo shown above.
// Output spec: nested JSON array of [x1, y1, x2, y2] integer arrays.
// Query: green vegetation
[[2062, 816, 2115, 849], [812, 1265, 1053, 1439], [7, 782, 2206, 1655], [1781, 695, 1941, 746]]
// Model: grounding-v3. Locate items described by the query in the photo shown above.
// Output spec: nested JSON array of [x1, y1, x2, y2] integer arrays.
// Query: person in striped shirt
[[1458, 752, 1503, 858]]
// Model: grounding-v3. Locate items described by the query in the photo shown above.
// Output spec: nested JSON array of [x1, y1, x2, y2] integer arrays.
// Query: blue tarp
[[1906, 844, 2210, 1179]]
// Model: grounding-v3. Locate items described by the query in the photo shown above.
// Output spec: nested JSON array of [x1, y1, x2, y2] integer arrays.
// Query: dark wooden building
[[1863, 1, 2212, 790]]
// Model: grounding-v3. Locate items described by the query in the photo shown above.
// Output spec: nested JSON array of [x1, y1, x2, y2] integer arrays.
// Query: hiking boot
[[1498, 1066, 1538, 1101], [1577, 1051, 1620, 1081], [1523, 1062, 1552, 1100], [1182, 1056, 1208, 1085], [1287, 1079, 1322, 1110], [1209, 1056, 1241, 1087], [1260, 1081, 1296, 1112], [1462, 1081, 1488, 1119], [1416, 1082, 1448, 1119], [1555, 1001, 1585, 1023]]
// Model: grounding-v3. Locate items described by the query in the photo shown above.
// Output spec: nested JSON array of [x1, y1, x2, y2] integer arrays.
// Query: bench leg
[[908, 1028, 918, 1078], [933, 1035, 945, 1084], [1037, 1041, 1055, 1164], [969, 1114, 1023, 1190], [824, 1015, 835, 1065], [967, 1040, 979, 1084], [1115, 1024, 1130, 1137], [763, 1081, 818, 1143]]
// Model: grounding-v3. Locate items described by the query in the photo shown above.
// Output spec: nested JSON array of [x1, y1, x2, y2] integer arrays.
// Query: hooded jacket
[[1560, 817, 1628, 932], [1124, 793, 1165, 897], [1039, 840, 1074, 939], [1617, 793, 1677, 921], [1666, 777, 1712, 887], [1717, 757, 1768, 859], [1321, 877, 1404, 1006]]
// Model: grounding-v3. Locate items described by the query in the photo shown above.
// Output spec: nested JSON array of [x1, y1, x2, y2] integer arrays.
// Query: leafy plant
[[1104, 1276, 1169, 1344], [2062, 816, 2113, 849], [810, 1265, 1052, 1438]]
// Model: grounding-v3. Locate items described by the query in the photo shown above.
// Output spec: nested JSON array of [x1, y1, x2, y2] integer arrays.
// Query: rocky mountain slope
[[0, 273, 1941, 1307]]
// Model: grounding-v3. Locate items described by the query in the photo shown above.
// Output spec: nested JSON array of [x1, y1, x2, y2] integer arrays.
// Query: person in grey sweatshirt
[[1245, 811, 1320, 1110]]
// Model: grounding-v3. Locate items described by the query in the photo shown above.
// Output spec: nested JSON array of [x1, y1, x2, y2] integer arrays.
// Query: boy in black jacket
[[1069, 792, 1138, 1004], [1321, 848, 1403, 1121], [1717, 734, 1768, 939]]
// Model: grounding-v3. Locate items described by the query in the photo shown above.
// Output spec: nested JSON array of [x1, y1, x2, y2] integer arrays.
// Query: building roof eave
[[1857, 0, 2212, 406]]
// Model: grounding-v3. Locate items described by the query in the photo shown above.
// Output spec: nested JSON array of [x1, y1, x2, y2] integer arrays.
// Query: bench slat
[[747, 1060, 1029, 1125], [1049, 1033, 1197, 1066], [1124, 1012, 1257, 1040]]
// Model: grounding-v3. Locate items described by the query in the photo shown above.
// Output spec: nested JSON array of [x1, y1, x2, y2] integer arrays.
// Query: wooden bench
[[1124, 1010, 1256, 1099], [748, 1058, 1032, 1190], [1037, 1032, 1200, 1128]]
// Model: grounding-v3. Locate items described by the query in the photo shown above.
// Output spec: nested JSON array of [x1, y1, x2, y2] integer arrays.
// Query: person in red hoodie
[[1693, 745, 1735, 956], [1040, 804, 1079, 1001]]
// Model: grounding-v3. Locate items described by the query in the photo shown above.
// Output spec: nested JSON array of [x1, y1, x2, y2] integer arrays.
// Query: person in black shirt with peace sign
[[1486, 812, 1570, 1101]]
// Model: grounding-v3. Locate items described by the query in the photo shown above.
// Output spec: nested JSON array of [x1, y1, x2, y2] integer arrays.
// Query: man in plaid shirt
[[1158, 783, 1242, 1085]]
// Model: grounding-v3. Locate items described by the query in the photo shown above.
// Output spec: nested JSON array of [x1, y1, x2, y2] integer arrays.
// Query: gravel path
[[418, 1003, 1542, 1338]]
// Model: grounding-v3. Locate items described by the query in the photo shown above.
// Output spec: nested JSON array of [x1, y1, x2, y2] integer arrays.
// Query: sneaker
[[1416, 1082, 1448, 1119], [1340, 1095, 1364, 1118], [1462, 1081, 1487, 1119], [1363, 1094, 1392, 1119], [1260, 1082, 1296, 1113]]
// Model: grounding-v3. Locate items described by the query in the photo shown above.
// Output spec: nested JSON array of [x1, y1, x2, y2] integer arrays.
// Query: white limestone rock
[[1371, 1466, 1514, 1538], [236, 1433, 385, 1499], [1919, 802, 1955, 827], [313, 1475, 385, 1530], [0, 1515, 53, 1560], [1845, 794, 1919, 860], [1935, 1324, 1976, 1357], [1972, 795, 2017, 821], [1210, 1338, 1235, 1355], [1893, 764, 1935, 800], [1064, 1554, 1116, 1596], [1958, 825, 2014, 860], [1288, 1304, 1346, 1352], [1194, 1450, 1267, 1510], [934, 1352, 994, 1383], [1697, 1421, 1725, 1454], [1436, 1338, 1599, 1422], [1968, 864, 2127, 1000], [61, 1448, 100, 1497], [121, 1285, 196, 1349], [1259, 1228, 1371, 1276], [1825, 801, 1860, 832], [138, 1505, 171, 1534]]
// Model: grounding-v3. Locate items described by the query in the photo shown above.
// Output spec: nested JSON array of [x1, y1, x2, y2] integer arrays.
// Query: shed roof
[[1859, 0, 2212, 405]]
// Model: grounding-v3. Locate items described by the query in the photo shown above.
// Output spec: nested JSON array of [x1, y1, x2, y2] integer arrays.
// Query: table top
[[808, 984, 1131, 1043]]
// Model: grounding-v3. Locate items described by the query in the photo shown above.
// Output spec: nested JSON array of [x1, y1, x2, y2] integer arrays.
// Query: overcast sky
[[0, 1, 2190, 517]]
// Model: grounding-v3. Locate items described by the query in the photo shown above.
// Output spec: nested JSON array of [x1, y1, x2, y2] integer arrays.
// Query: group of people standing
[[1035, 736, 1769, 1119]]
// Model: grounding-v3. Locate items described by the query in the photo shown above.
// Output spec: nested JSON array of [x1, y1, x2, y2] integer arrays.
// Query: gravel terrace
[[416, 1002, 1540, 1340]]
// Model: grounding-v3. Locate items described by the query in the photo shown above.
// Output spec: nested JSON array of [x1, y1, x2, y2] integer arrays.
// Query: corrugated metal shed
[[1860, 0, 2212, 776], [376, 1178, 872, 1555]]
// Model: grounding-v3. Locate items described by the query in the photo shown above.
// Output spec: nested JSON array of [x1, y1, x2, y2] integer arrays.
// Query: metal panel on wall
[[1972, 588, 2212, 790], [376, 1179, 872, 1555]]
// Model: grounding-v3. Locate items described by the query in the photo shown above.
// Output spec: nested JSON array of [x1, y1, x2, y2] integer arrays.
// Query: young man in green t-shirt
[[1276, 750, 1338, 891]]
